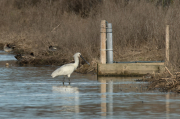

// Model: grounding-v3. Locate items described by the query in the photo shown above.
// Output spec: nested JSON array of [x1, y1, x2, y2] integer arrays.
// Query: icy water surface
[[0, 51, 180, 119]]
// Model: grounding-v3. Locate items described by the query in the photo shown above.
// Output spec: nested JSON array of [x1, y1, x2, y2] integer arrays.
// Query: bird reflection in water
[[52, 85, 79, 114]]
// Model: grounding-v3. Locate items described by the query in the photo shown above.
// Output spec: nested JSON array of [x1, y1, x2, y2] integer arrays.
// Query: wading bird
[[14, 52, 35, 63], [51, 52, 90, 85], [4, 44, 15, 52], [49, 45, 57, 51]]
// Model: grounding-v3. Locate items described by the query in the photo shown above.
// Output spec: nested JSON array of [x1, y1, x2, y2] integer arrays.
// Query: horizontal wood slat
[[98, 63, 165, 76]]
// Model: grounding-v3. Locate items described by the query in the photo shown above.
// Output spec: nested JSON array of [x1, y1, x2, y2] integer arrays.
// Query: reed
[[0, 0, 179, 72]]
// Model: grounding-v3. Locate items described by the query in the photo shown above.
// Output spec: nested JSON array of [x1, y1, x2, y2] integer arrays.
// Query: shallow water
[[0, 51, 180, 119]]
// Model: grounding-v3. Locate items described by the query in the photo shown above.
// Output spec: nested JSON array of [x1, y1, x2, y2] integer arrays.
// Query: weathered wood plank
[[100, 20, 106, 64], [98, 63, 165, 76]]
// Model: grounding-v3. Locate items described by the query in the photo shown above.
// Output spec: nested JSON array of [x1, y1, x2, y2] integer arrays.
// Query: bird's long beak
[[80, 55, 90, 65]]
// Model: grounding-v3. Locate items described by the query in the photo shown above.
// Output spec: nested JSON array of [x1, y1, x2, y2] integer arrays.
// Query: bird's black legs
[[63, 76, 65, 85], [62, 76, 70, 85], [69, 78, 71, 85]]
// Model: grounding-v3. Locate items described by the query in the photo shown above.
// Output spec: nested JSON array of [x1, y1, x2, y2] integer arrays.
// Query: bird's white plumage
[[51, 63, 75, 78], [51, 52, 81, 78]]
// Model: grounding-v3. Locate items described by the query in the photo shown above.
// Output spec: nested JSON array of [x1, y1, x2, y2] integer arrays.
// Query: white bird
[[51, 52, 90, 85]]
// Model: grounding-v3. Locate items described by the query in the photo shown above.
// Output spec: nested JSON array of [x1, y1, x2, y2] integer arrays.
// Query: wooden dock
[[97, 62, 165, 76], [98, 20, 169, 76]]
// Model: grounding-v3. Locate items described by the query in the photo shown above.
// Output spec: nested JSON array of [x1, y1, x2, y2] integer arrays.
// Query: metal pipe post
[[106, 23, 113, 63]]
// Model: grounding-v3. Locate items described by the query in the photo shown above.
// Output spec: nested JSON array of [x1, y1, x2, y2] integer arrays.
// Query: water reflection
[[100, 79, 114, 118], [100, 79, 106, 116], [98, 77, 179, 119], [52, 85, 79, 115], [108, 80, 113, 116], [166, 92, 169, 119], [0, 51, 16, 61], [0, 50, 180, 118], [99, 77, 144, 118]]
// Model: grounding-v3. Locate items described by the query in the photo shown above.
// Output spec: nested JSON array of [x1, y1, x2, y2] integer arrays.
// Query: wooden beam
[[98, 63, 165, 76], [100, 20, 106, 64]]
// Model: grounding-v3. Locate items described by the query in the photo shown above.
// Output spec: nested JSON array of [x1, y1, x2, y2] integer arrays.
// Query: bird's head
[[74, 52, 90, 65], [74, 52, 81, 58]]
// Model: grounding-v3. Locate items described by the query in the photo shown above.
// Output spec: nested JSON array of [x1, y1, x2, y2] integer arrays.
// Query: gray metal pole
[[106, 23, 113, 63], [108, 81, 113, 116]]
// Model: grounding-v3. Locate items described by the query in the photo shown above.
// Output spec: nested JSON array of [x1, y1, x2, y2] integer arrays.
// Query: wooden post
[[166, 25, 169, 63], [100, 20, 106, 64]]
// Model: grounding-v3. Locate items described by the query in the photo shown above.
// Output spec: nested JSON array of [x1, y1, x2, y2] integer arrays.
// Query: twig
[[165, 66, 173, 76], [164, 78, 170, 85], [173, 78, 178, 83], [51, 24, 61, 32], [160, 78, 171, 79]]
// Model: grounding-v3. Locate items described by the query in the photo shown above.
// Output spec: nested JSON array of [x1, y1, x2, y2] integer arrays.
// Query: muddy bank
[[137, 69, 180, 93], [0, 43, 97, 74], [2, 42, 180, 93], [14, 54, 97, 74]]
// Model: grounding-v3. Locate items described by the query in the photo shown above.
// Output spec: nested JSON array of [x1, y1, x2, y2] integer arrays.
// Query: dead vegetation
[[0, 0, 180, 75], [137, 66, 180, 93]]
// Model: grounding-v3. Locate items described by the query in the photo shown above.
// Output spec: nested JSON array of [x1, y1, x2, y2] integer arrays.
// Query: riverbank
[[0, 42, 98, 74], [2, 42, 180, 93], [0, 41, 165, 74], [137, 67, 180, 93]]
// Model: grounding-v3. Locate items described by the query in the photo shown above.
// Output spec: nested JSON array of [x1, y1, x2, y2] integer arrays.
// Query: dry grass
[[0, 0, 179, 72]]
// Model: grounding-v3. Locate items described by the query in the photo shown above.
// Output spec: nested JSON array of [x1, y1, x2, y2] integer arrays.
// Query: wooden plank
[[100, 20, 106, 64], [99, 62, 164, 66], [98, 63, 165, 76]]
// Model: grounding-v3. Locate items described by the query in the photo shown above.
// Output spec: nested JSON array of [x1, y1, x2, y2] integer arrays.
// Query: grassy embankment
[[1, 0, 180, 91]]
